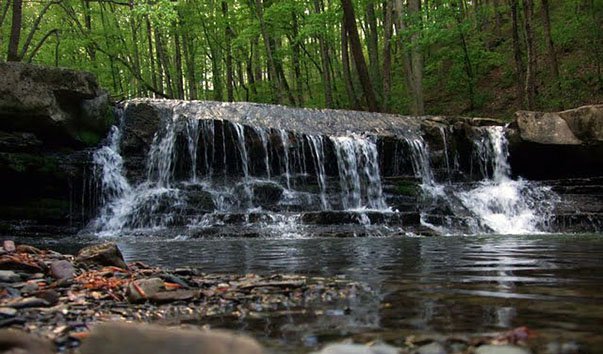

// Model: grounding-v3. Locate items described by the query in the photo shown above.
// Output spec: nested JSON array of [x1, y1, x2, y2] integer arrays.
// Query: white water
[[457, 126, 558, 234], [89, 103, 556, 236], [89, 104, 391, 235]]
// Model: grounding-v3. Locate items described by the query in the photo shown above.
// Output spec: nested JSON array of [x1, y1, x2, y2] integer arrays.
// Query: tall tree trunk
[[365, 1, 382, 101], [182, 32, 197, 100], [510, 0, 525, 101], [222, 1, 234, 102], [254, 0, 283, 104], [314, 0, 334, 108], [341, 0, 379, 112], [174, 31, 185, 99], [382, 0, 393, 112], [7, 0, 22, 61], [145, 17, 158, 97], [291, 11, 303, 107], [341, 20, 360, 110], [247, 44, 257, 97], [541, 0, 561, 102], [84, 0, 96, 62], [394, 0, 424, 115], [523, 0, 537, 109]]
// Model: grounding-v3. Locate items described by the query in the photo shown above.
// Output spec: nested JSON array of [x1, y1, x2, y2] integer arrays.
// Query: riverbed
[[21, 233, 603, 353]]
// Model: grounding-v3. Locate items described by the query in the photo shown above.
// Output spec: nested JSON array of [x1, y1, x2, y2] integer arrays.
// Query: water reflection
[[26, 234, 603, 349]]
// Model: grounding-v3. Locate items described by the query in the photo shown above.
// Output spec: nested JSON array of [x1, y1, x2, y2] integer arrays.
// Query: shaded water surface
[[34, 234, 603, 351]]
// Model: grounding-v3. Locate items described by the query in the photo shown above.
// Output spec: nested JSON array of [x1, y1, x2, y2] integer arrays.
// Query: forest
[[0, 0, 601, 117]]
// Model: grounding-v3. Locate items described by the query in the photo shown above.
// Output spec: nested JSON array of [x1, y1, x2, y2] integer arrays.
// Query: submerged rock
[[79, 322, 264, 354]]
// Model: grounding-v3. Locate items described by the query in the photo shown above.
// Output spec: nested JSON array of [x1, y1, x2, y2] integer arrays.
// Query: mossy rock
[[396, 181, 420, 197]]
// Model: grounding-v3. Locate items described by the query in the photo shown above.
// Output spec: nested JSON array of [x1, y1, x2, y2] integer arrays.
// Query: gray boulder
[[0, 62, 112, 148]]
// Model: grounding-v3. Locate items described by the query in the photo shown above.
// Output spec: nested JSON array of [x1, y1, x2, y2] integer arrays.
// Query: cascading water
[[88, 100, 559, 237], [456, 126, 558, 234], [88, 102, 391, 237]]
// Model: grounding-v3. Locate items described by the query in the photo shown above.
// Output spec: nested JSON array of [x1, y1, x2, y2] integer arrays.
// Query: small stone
[[149, 290, 197, 303], [126, 278, 165, 303], [76, 243, 128, 269], [35, 290, 60, 306], [6, 297, 50, 309], [417, 341, 447, 354], [0, 270, 20, 282], [313, 343, 399, 354], [0, 329, 54, 354], [2, 240, 16, 252], [20, 282, 39, 294], [50, 260, 76, 280], [0, 307, 17, 317], [475, 345, 532, 354], [79, 322, 264, 354]]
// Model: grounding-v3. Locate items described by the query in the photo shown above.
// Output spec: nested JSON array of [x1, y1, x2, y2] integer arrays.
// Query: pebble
[[2, 240, 16, 252], [21, 282, 40, 294], [50, 260, 76, 280], [0, 270, 20, 282], [475, 344, 532, 354], [417, 341, 447, 354]]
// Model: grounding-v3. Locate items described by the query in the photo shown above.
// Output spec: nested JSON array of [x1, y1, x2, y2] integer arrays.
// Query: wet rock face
[[0, 63, 113, 233]]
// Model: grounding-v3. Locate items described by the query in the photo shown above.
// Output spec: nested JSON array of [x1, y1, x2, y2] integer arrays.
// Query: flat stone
[[0, 329, 54, 354], [313, 343, 400, 354], [79, 322, 264, 354], [149, 290, 197, 304], [0, 270, 20, 282], [126, 278, 165, 303], [417, 341, 447, 354], [0, 307, 17, 317], [6, 297, 50, 309], [50, 260, 75, 280], [76, 243, 128, 269], [2, 240, 15, 252], [475, 345, 532, 354]]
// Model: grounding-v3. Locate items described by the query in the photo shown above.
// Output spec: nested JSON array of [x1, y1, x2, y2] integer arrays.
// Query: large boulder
[[508, 105, 603, 179], [0, 63, 111, 233], [0, 62, 112, 148], [79, 322, 264, 354]]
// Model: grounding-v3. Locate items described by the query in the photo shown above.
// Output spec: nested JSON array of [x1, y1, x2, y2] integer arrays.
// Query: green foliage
[[0, 0, 599, 116]]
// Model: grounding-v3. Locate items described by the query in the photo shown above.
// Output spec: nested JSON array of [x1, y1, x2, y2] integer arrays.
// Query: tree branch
[[18, 0, 61, 60], [26, 28, 58, 63]]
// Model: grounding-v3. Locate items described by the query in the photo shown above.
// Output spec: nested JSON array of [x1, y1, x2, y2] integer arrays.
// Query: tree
[[341, 0, 378, 112]]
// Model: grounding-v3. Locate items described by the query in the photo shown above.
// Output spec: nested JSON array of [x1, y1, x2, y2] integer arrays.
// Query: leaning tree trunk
[[341, 0, 379, 112]]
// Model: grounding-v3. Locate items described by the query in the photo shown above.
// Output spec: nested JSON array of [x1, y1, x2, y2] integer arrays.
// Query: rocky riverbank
[[0, 240, 563, 354]]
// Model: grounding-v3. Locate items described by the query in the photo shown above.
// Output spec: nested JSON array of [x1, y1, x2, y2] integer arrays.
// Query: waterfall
[[457, 126, 558, 234], [88, 100, 558, 237], [331, 135, 387, 210], [88, 103, 390, 236]]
